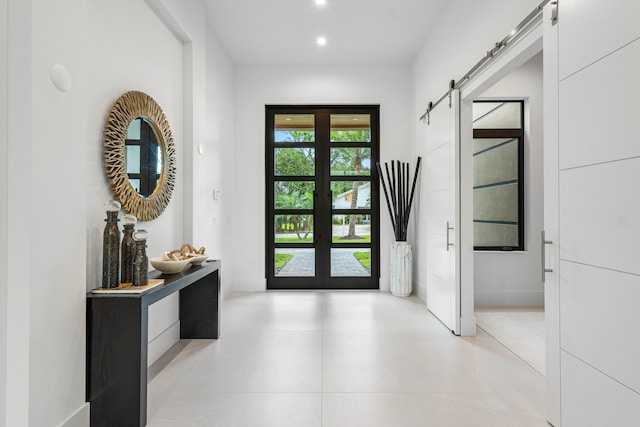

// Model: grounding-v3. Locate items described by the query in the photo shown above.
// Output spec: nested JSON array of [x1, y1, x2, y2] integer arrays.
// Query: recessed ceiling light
[[317, 36, 327, 46], [315, 0, 326, 6]]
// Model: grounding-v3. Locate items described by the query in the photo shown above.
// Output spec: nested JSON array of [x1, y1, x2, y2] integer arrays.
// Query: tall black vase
[[102, 202, 121, 288]]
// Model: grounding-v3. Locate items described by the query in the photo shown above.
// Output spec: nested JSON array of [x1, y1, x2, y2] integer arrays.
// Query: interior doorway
[[470, 52, 545, 374], [473, 52, 545, 375], [265, 105, 380, 290]]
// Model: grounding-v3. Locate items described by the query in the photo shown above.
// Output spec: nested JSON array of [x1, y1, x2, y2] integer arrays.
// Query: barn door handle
[[541, 230, 553, 283], [446, 222, 454, 252]]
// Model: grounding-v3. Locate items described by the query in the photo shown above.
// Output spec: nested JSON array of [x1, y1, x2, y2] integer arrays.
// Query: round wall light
[[50, 64, 72, 92]]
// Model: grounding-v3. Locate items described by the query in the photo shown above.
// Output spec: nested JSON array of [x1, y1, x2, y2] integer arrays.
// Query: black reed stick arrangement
[[376, 157, 422, 242]]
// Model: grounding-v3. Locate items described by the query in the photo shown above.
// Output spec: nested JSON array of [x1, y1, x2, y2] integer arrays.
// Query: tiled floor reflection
[[148, 292, 547, 426]]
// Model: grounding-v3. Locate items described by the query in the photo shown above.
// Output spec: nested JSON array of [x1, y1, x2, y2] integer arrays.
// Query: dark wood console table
[[86, 260, 221, 427]]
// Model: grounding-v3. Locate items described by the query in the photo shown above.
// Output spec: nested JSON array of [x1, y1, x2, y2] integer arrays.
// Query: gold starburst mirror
[[104, 91, 176, 221]]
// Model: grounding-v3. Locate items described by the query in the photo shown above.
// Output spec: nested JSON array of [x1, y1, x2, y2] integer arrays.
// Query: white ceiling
[[203, 0, 449, 65]]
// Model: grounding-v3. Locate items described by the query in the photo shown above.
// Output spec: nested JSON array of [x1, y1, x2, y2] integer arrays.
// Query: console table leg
[[88, 298, 148, 427], [180, 269, 219, 339]]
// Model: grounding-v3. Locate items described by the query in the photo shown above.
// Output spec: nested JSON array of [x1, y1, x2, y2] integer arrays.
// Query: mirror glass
[[125, 117, 163, 197]]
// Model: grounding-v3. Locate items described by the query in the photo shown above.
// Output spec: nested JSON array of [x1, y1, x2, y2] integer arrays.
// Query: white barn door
[[424, 90, 460, 335], [547, 0, 640, 425]]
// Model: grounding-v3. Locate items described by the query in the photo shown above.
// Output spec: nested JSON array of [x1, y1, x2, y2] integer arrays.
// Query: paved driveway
[[276, 248, 369, 277]]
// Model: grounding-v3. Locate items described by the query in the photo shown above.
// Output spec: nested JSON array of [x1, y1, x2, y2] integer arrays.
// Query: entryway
[[265, 105, 380, 290], [470, 51, 546, 376]]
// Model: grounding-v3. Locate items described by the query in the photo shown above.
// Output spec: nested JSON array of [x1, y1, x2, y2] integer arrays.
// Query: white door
[[546, 1, 640, 425], [542, 5, 561, 426], [424, 90, 460, 334]]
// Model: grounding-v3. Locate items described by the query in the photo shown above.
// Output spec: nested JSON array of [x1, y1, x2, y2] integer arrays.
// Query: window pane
[[330, 148, 370, 176], [330, 114, 371, 142], [275, 114, 315, 142], [126, 118, 141, 140], [129, 178, 140, 194], [332, 214, 371, 243], [473, 138, 518, 188], [275, 215, 313, 243], [275, 148, 315, 176], [474, 223, 519, 248], [331, 248, 371, 277], [474, 183, 519, 223], [125, 145, 140, 174], [275, 248, 315, 277], [331, 181, 371, 209], [473, 102, 521, 128], [275, 181, 314, 209]]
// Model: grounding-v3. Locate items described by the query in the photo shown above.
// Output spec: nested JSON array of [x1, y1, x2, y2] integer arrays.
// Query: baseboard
[[147, 321, 180, 367], [474, 290, 544, 307], [148, 339, 190, 382], [379, 277, 389, 292], [58, 403, 89, 427], [232, 277, 266, 292]]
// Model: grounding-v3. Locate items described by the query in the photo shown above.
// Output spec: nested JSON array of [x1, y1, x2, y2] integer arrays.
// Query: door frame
[[265, 105, 381, 290], [456, 8, 561, 425]]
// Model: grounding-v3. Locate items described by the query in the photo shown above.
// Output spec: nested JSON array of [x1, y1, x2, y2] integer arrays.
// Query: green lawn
[[353, 251, 370, 269], [275, 237, 313, 243], [334, 235, 371, 243], [275, 253, 294, 269]]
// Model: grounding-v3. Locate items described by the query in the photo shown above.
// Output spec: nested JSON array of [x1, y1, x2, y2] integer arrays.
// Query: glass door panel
[[274, 215, 314, 243], [330, 248, 371, 277], [274, 148, 315, 176], [331, 214, 371, 243], [274, 181, 315, 208], [331, 181, 371, 209], [330, 147, 371, 176], [330, 114, 371, 142], [274, 114, 315, 142], [274, 248, 315, 277]]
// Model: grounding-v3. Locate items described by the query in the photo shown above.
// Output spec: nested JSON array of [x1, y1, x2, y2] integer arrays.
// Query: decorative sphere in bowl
[[150, 257, 191, 274]]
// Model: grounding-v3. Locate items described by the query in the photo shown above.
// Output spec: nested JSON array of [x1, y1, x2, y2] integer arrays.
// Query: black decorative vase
[[120, 214, 137, 283], [132, 229, 149, 287], [102, 200, 121, 288]]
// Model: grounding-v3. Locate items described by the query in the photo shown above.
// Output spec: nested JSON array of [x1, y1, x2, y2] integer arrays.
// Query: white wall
[[4, 0, 32, 424], [474, 52, 544, 307], [2, 0, 234, 424], [411, 0, 542, 305], [205, 28, 235, 299], [142, 0, 235, 359], [233, 64, 412, 292], [0, 0, 8, 422], [29, 0, 184, 424], [84, 0, 184, 370], [85, 0, 184, 294]]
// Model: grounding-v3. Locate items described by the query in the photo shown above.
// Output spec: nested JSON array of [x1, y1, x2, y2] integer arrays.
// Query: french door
[[265, 105, 380, 289]]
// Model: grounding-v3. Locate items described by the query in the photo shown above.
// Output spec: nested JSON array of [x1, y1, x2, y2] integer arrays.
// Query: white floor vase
[[390, 241, 412, 297]]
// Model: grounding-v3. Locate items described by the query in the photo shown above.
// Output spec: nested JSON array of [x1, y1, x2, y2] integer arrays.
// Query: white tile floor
[[148, 292, 548, 426], [475, 307, 546, 376]]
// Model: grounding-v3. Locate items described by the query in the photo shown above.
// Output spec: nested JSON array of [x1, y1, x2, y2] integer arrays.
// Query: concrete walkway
[[276, 248, 369, 277]]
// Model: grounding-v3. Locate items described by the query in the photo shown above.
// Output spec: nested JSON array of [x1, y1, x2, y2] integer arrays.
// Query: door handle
[[541, 230, 553, 283], [446, 222, 454, 252]]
